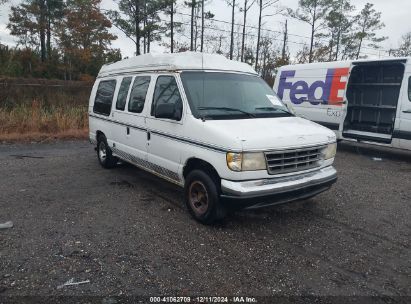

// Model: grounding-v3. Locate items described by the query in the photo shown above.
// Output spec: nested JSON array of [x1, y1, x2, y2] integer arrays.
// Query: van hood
[[204, 116, 336, 151]]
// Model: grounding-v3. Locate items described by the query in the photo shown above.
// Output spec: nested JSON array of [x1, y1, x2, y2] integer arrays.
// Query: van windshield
[[180, 71, 291, 120]]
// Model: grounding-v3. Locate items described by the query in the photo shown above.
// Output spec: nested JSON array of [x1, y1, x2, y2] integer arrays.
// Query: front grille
[[265, 145, 324, 175]]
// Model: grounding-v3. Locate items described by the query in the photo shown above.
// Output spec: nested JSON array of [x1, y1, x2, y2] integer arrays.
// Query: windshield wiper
[[198, 114, 214, 121], [198, 106, 256, 118], [255, 107, 292, 115], [255, 106, 284, 111]]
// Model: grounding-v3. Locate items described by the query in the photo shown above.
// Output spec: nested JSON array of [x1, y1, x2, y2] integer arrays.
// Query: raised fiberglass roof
[[98, 52, 257, 77]]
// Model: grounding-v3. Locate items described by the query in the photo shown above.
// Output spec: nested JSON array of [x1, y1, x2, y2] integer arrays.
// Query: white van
[[273, 58, 411, 150], [88, 52, 337, 223]]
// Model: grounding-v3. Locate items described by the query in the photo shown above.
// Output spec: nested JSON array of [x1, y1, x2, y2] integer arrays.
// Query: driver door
[[145, 74, 185, 183]]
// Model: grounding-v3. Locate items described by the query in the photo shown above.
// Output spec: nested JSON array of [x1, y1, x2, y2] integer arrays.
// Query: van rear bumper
[[220, 166, 337, 208]]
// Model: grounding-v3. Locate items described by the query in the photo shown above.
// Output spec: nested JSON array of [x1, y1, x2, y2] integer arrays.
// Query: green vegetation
[[1, 0, 400, 82], [1, 0, 410, 140], [3, 0, 119, 80]]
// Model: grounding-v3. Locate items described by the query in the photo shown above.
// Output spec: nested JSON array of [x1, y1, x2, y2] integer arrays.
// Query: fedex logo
[[277, 68, 349, 106]]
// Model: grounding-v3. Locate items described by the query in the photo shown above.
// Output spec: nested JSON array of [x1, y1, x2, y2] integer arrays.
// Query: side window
[[93, 80, 116, 116], [116, 77, 132, 110], [152, 76, 183, 120], [408, 77, 411, 101], [128, 76, 151, 113]]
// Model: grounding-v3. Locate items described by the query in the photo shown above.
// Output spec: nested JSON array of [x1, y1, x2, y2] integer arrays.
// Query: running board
[[342, 130, 392, 144]]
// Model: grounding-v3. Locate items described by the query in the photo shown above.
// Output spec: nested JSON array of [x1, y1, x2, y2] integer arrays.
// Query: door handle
[[403, 110, 411, 114], [126, 127, 130, 135], [147, 131, 151, 141]]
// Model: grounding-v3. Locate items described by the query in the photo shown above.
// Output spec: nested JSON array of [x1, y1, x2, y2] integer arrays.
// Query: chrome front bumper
[[220, 166, 337, 199]]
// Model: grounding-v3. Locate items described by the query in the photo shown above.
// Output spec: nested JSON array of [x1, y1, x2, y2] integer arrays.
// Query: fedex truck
[[273, 58, 411, 151]]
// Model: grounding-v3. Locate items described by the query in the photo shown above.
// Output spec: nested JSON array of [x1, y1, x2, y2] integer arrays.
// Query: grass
[[0, 78, 91, 142], [0, 100, 89, 142]]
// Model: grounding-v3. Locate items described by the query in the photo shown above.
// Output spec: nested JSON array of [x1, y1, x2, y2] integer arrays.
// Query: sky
[[0, 0, 410, 59]]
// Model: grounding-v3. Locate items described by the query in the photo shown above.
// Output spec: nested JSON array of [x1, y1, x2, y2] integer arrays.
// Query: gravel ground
[[0, 140, 410, 301]]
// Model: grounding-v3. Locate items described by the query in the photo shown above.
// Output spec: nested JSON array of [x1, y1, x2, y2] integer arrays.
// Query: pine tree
[[108, 0, 169, 55], [323, 0, 354, 61], [7, 0, 65, 62], [392, 32, 411, 57], [288, 0, 333, 63], [353, 2, 386, 59]]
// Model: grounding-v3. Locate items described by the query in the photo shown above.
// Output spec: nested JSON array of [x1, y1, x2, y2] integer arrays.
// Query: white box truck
[[273, 58, 411, 150]]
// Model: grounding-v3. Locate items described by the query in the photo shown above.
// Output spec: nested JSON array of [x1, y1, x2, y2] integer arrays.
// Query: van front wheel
[[184, 170, 226, 224], [97, 135, 118, 169]]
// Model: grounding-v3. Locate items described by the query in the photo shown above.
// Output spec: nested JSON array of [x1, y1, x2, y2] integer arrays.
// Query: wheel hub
[[98, 142, 107, 161], [189, 181, 209, 216]]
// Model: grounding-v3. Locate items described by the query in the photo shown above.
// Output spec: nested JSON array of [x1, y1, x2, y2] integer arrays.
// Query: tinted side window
[[408, 77, 411, 101], [116, 77, 132, 110], [93, 80, 116, 116], [128, 76, 151, 113], [152, 76, 183, 118]]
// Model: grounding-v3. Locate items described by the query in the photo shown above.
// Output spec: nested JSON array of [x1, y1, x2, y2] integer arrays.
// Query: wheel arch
[[183, 158, 221, 182], [96, 130, 105, 141]]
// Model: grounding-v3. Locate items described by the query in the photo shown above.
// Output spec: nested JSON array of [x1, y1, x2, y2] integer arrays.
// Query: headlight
[[226, 152, 242, 171], [322, 142, 337, 160], [226, 152, 266, 171]]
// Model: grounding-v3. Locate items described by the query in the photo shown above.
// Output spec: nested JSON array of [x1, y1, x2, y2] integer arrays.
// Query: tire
[[184, 169, 227, 224], [97, 134, 118, 169]]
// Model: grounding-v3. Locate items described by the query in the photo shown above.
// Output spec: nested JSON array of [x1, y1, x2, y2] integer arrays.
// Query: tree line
[[1, 0, 410, 82], [1, 0, 121, 80]]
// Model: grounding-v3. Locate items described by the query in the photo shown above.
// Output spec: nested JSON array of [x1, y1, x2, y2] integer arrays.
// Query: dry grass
[[0, 100, 89, 142], [0, 78, 92, 142]]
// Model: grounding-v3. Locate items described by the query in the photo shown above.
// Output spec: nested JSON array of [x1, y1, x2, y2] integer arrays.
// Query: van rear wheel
[[184, 170, 226, 224], [97, 135, 118, 169]]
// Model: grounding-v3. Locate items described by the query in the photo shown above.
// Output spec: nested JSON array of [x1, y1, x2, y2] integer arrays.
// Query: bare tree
[[281, 19, 288, 60], [191, 0, 195, 50], [255, 0, 282, 71], [143, 0, 147, 53], [235, 23, 242, 60], [170, 0, 174, 52], [226, 0, 238, 59], [240, 0, 255, 62], [259, 36, 282, 85], [201, 0, 204, 51]]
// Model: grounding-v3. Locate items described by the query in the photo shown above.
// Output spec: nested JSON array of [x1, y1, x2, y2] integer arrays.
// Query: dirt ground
[[0, 140, 410, 303]]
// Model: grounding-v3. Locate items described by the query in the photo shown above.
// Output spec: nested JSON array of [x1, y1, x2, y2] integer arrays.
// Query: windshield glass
[[180, 71, 291, 120]]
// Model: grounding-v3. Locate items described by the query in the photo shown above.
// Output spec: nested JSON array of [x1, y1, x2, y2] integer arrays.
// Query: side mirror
[[155, 102, 182, 121]]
